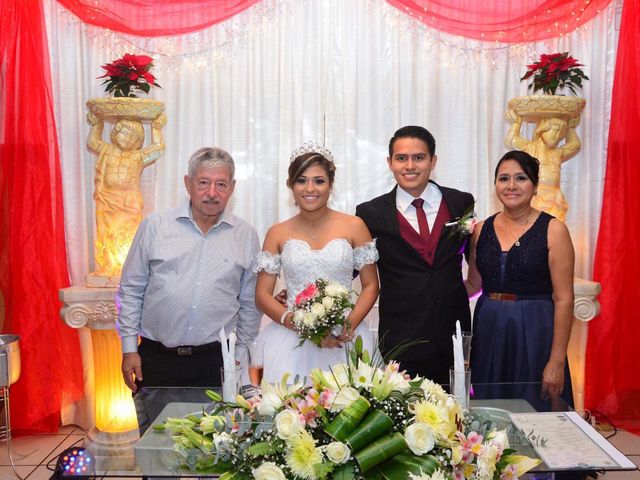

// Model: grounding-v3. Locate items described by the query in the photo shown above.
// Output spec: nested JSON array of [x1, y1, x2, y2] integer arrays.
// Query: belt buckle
[[177, 347, 192, 356]]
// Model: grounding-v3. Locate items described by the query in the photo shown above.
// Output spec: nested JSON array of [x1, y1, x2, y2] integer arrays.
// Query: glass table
[[58, 383, 637, 478]]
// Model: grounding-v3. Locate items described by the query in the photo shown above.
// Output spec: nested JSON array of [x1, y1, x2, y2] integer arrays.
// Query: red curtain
[[0, 0, 84, 433], [57, 0, 260, 36], [57, 0, 612, 40], [585, 0, 640, 435], [385, 0, 613, 42]]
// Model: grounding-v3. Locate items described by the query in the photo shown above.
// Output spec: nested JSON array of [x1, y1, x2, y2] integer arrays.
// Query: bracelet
[[279, 310, 290, 325]]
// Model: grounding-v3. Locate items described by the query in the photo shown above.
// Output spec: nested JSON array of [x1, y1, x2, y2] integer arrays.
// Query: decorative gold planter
[[87, 97, 164, 121], [507, 95, 585, 123]]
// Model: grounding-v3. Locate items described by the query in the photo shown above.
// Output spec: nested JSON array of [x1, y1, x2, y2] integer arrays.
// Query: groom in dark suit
[[356, 126, 474, 385]]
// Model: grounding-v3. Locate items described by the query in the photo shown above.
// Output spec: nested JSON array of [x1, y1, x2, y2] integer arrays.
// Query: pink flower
[[295, 283, 318, 305], [455, 431, 484, 462], [500, 464, 518, 480]]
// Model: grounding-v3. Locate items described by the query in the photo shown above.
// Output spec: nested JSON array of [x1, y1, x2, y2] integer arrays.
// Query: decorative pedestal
[[60, 286, 138, 470], [569, 278, 601, 411]]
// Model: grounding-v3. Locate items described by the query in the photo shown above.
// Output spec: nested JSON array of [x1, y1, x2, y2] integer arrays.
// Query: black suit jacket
[[356, 182, 474, 374]]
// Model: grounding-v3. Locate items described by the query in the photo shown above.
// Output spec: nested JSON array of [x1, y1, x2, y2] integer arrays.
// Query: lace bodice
[[254, 238, 378, 307], [476, 212, 553, 295]]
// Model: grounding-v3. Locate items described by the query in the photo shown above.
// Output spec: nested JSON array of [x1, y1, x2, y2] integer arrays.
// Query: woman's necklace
[[503, 211, 533, 247]]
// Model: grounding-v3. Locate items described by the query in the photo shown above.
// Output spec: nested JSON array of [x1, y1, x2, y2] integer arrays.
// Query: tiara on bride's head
[[289, 141, 335, 164]]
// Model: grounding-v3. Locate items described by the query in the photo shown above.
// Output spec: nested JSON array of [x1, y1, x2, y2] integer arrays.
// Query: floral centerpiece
[[520, 52, 589, 95], [98, 53, 161, 98], [158, 339, 540, 479], [290, 279, 354, 347]]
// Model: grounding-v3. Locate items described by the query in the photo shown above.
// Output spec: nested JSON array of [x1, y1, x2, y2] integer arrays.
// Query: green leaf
[[325, 396, 371, 441], [333, 464, 356, 480], [245, 441, 277, 457], [313, 461, 335, 479], [367, 452, 441, 479], [354, 432, 407, 473], [346, 410, 394, 452]]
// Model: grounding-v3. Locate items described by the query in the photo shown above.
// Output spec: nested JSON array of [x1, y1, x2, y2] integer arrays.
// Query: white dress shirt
[[395, 182, 443, 233], [116, 202, 262, 361]]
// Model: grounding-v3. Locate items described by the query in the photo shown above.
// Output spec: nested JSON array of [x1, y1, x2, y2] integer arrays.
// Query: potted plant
[[507, 52, 588, 123], [521, 52, 589, 95], [87, 53, 164, 120]]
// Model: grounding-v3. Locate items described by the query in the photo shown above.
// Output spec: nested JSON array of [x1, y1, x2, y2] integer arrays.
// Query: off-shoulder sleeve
[[253, 251, 281, 274], [353, 240, 379, 271]]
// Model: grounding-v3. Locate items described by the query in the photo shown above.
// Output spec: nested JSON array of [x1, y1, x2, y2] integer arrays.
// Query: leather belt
[[141, 337, 220, 356], [486, 292, 552, 302]]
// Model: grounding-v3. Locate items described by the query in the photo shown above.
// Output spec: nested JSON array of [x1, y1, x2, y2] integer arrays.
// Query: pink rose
[[295, 283, 318, 305]]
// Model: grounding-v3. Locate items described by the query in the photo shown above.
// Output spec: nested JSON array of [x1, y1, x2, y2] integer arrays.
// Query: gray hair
[[187, 147, 235, 179]]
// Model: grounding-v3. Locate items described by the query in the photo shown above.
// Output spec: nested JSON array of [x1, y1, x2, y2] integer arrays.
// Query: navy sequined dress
[[470, 212, 572, 402]]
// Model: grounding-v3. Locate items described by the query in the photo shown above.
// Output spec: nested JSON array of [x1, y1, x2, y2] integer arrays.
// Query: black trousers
[[134, 338, 224, 437], [136, 337, 223, 390]]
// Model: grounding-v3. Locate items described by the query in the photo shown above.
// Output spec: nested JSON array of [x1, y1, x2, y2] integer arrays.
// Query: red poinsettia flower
[[98, 53, 161, 98], [520, 52, 589, 95]]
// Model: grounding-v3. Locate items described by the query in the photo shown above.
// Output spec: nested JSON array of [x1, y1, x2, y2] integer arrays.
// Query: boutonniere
[[445, 203, 477, 238]]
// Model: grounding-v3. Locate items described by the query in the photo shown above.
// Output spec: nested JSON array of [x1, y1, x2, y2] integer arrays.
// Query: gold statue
[[86, 112, 166, 278], [505, 109, 581, 221]]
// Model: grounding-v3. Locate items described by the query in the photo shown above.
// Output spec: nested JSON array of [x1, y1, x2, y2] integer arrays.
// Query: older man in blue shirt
[[117, 147, 261, 392]]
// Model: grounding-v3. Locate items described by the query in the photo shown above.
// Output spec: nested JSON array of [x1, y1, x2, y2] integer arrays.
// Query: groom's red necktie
[[411, 198, 429, 237]]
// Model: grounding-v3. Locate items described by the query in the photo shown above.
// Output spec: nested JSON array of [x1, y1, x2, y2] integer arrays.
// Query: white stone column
[[60, 286, 138, 470], [568, 278, 601, 411]]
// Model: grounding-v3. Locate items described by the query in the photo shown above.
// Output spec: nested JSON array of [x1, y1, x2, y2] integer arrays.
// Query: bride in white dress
[[255, 143, 379, 383]]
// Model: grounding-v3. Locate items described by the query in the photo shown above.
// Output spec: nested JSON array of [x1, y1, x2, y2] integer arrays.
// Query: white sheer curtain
[[46, 0, 619, 286]]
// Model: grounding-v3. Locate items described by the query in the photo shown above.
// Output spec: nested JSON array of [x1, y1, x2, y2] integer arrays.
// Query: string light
[[55, 0, 614, 73]]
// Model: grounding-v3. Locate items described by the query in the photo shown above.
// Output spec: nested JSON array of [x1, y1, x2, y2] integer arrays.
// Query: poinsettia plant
[[521, 52, 589, 95], [98, 53, 160, 97]]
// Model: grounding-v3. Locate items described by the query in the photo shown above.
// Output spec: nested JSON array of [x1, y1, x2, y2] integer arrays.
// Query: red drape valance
[[56, 0, 261, 37], [385, 0, 614, 42], [58, 0, 613, 41]]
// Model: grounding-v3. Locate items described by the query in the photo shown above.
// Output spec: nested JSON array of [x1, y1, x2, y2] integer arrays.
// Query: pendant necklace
[[505, 212, 532, 247]]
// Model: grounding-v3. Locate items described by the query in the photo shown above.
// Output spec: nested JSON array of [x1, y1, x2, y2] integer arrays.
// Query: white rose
[[325, 441, 351, 464], [404, 422, 435, 455], [330, 386, 361, 412], [321, 296, 335, 309], [257, 389, 283, 416], [274, 409, 303, 440], [325, 282, 347, 297], [310, 302, 326, 318], [252, 461, 287, 480], [303, 312, 316, 327], [294, 309, 306, 324]]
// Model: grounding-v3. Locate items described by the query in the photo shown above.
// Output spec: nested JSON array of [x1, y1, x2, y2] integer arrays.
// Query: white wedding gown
[[254, 238, 379, 384]]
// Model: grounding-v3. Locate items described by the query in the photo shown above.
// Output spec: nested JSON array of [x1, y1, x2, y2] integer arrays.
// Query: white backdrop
[[46, 0, 620, 285]]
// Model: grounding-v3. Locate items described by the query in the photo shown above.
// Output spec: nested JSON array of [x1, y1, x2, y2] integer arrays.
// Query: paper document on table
[[509, 411, 636, 470]]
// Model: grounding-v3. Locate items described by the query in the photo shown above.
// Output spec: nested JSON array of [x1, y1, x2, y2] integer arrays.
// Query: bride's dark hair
[[287, 152, 336, 188]]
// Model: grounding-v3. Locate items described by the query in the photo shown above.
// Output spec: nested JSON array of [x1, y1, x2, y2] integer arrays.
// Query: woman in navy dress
[[466, 150, 574, 403]]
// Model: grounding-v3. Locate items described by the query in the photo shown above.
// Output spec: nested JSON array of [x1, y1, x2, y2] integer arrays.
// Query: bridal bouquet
[[290, 279, 354, 347], [159, 339, 540, 479]]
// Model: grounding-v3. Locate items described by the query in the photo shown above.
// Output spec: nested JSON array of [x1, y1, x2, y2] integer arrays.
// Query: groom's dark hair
[[388, 126, 436, 158]]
